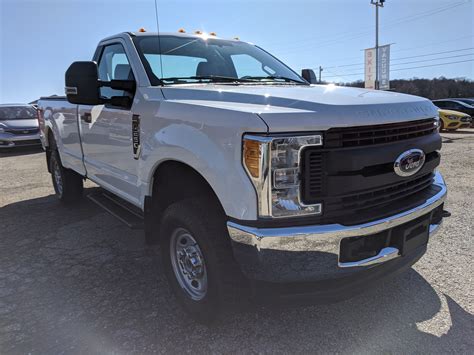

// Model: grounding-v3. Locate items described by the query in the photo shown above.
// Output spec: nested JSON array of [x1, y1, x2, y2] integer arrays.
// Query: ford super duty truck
[[38, 30, 448, 322]]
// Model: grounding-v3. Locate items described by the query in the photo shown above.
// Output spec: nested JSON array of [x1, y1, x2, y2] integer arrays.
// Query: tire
[[440, 120, 445, 131], [160, 197, 247, 323], [49, 149, 84, 204]]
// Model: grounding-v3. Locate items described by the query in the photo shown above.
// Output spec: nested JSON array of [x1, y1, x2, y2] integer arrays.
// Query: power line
[[314, 34, 474, 67], [323, 59, 474, 78], [391, 59, 474, 72], [322, 52, 474, 74], [392, 53, 474, 67], [276, 1, 470, 53], [322, 47, 474, 70]]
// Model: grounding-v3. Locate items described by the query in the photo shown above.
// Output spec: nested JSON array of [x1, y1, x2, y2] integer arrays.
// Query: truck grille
[[325, 118, 437, 148], [299, 119, 441, 225], [300, 149, 324, 204], [326, 173, 434, 212], [5, 128, 39, 135]]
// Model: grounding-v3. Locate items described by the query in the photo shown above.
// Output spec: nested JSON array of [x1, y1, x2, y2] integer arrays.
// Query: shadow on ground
[[0, 146, 43, 158], [0, 191, 472, 353]]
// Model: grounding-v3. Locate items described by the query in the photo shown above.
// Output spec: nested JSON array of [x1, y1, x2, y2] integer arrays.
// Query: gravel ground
[[0, 130, 473, 354]]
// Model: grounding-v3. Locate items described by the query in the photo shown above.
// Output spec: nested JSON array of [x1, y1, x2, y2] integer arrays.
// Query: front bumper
[[228, 171, 447, 283], [0, 133, 41, 148]]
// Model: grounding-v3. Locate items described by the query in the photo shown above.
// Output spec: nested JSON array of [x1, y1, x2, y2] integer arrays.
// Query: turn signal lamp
[[243, 139, 261, 178]]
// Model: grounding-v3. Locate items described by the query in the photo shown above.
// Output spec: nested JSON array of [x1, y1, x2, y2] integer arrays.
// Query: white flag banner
[[378, 44, 390, 90], [364, 48, 376, 89]]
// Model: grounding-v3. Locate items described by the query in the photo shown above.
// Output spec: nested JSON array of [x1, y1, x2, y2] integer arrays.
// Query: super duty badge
[[132, 114, 141, 160]]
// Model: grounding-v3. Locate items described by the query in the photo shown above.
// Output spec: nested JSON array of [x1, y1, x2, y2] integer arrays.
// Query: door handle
[[81, 112, 92, 123]]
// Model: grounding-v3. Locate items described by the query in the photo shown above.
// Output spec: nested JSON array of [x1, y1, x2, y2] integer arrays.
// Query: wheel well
[[45, 128, 55, 173], [146, 161, 225, 245]]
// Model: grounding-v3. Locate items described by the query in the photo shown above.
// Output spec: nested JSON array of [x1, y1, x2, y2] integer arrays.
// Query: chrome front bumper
[[228, 171, 447, 282]]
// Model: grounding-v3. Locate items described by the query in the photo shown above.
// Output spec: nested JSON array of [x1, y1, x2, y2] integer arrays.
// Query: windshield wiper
[[243, 76, 307, 84], [161, 75, 256, 84]]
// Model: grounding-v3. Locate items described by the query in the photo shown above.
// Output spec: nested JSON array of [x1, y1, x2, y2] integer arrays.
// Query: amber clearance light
[[243, 139, 262, 178]]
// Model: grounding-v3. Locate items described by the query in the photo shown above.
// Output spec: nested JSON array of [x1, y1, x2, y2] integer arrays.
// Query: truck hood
[[161, 84, 438, 132]]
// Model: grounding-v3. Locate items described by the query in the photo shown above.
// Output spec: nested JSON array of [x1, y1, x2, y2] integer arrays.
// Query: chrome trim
[[394, 149, 426, 177], [228, 171, 446, 266], [338, 247, 400, 268]]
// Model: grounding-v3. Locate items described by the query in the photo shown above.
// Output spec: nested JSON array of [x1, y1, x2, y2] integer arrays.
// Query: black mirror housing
[[301, 69, 317, 84], [65, 61, 101, 105]]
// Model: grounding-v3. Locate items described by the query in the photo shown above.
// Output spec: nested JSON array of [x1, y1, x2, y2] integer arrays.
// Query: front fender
[[138, 99, 268, 220]]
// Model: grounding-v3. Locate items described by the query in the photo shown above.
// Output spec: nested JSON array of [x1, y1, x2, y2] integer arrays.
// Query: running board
[[87, 191, 144, 230]]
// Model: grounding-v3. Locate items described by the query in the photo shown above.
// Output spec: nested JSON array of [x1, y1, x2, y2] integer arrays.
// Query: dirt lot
[[0, 130, 473, 354]]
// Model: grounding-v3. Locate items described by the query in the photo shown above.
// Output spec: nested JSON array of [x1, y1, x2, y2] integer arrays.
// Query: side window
[[231, 54, 276, 78], [434, 101, 446, 108], [97, 43, 135, 99]]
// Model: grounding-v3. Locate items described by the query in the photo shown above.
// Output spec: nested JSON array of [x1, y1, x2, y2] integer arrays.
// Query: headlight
[[446, 115, 460, 120], [243, 134, 323, 218]]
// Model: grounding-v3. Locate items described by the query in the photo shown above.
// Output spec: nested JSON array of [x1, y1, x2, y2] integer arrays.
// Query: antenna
[[154, 0, 164, 85]]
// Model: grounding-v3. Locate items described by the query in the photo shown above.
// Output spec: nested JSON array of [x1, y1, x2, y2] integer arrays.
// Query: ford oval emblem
[[394, 149, 425, 177]]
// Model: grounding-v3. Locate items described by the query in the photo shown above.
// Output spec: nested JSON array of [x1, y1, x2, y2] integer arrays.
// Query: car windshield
[[457, 99, 474, 106], [133, 35, 307, 85], [0, 106, 37, 120]]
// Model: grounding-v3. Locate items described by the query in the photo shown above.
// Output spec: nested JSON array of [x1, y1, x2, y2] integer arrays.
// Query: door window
[[97, 43, 135, 99]]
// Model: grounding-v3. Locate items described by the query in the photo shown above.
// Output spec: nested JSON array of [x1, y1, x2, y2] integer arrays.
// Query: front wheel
[[49, 150, 84, 204], [160, 197, 247, 323]]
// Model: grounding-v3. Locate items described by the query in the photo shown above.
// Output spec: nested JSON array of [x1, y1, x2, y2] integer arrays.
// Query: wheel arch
[[145, 160, 226, 245]]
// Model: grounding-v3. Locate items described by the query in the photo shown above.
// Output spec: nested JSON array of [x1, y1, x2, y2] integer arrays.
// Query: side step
[[87, 191, 144, 230]]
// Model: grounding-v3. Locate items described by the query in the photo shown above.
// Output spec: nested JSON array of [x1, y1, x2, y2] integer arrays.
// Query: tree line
[[340, 77, 474, 99]]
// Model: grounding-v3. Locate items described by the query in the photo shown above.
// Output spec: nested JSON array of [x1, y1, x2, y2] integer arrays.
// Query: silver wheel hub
[[170, 228, 207, 300]]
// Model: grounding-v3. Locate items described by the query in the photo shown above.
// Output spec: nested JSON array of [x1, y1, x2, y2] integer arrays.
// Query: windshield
[[0, 106, 37, 120], [457, 99, 474, 106], [133, 35, 307, 85]]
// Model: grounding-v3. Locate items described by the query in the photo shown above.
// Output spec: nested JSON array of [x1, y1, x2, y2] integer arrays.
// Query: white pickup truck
[[38, 30, 448, 322]]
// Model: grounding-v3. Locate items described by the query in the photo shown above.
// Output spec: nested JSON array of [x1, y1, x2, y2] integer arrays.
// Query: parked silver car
[[0, 104, 41, 149]]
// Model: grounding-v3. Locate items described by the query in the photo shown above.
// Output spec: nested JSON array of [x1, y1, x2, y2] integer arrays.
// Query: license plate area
[[339, 213, 431, 264], [390, 214, 430, 256]]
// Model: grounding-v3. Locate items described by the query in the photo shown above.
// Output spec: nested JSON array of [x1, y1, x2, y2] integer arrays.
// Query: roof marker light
[[138, 28, 146, 32], [210, 32, 217, 36], [178, 28, 186, 33], [233, 37, 240, 40], [194, 30, 203, 34]]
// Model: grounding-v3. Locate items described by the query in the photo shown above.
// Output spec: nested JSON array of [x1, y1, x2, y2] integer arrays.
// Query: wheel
[[49, 149, 84, 204], [440, 120, 445, 131], [160, 197, 247, 323]]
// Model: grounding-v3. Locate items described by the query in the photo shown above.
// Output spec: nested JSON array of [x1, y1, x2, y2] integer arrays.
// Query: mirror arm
[[99, 79, 136, 92]]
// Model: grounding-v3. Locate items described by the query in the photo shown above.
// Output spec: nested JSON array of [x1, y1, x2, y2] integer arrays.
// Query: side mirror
[[301, 69, 317, 84], [65, 61, 101, 105], [65, 61, 136, 107]]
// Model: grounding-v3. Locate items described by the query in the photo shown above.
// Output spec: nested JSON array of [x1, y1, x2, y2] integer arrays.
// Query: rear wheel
[[160, 197, 247, 323], [49, 145, 83, 204]]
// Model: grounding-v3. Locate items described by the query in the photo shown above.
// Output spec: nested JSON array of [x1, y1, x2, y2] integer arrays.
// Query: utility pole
[[371, 0, 385, 90], [318, 66, 323, 83]]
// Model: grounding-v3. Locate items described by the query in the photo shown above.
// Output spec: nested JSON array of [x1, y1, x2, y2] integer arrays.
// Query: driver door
[[78, 41, 140, 203]]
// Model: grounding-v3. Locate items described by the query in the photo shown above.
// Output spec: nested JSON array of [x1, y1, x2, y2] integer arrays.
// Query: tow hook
[[441, 210, 451, 218]]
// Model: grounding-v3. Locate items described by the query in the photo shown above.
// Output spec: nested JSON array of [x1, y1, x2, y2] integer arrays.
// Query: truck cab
[[38, 31, 448, 322]]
